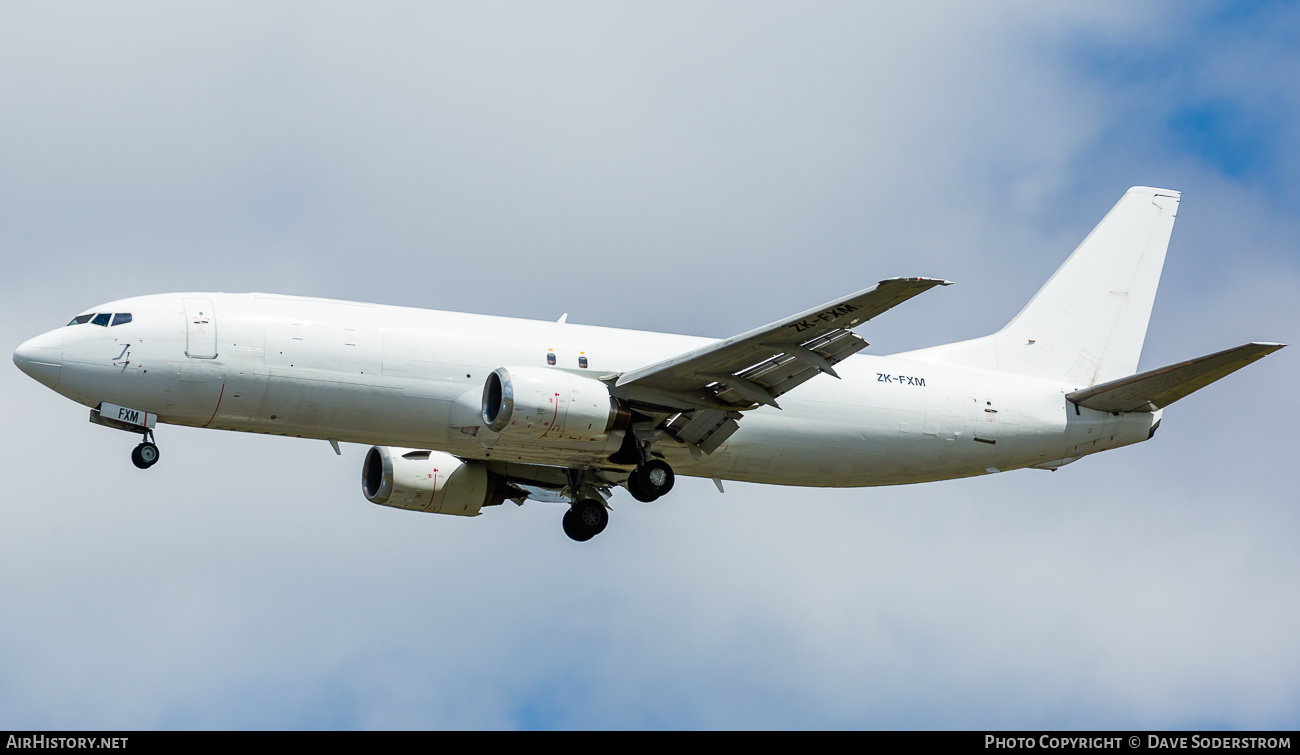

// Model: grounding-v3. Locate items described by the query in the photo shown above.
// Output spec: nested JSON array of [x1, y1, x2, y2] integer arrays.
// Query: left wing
[[612, 277, 951, 453]]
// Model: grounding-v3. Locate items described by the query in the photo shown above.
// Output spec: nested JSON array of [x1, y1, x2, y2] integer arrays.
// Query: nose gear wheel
[[132, 442, 160, 469]]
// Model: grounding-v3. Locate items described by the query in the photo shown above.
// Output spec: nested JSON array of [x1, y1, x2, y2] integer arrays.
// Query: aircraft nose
[[13, 330, 64, 389]]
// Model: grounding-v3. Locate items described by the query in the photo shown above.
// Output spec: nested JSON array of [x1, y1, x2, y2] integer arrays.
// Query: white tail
[[902, 186, 1181, 385]]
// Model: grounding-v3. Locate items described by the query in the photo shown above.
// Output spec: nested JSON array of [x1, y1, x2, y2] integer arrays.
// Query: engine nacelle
[[481, 366, 627, 442], [361, 446, 497, 516]]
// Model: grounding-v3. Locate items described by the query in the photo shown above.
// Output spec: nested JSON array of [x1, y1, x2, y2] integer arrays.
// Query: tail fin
[[903, 186, 1181, 385]]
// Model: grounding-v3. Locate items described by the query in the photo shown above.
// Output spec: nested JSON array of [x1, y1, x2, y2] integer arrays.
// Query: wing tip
[[880, 276, 954, 286], [1128, 185, 1182, 198]]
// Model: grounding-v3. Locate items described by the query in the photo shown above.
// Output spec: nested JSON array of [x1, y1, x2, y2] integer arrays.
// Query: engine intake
[[481, 366, 627, 441], [362, 446, 503, 516]]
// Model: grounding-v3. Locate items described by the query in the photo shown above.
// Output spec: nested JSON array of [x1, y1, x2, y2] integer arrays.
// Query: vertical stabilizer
[[902, 187, 1180, 385]]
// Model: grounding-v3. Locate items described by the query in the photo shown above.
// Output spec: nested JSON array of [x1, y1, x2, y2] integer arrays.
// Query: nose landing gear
[[131, 431, 160, 470]]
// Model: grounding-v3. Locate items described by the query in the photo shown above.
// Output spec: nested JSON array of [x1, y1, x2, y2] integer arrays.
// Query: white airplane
[[12, 187, 1284, 541]]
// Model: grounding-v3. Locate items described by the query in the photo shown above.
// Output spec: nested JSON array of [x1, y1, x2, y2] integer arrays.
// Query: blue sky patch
[[1167, 101, 1272, 178]]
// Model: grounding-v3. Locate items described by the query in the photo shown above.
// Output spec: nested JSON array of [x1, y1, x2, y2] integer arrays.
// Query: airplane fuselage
[[23, 292, 1156, 487]]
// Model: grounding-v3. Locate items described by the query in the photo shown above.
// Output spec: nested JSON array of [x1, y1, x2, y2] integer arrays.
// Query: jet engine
[[361, 446, 506, 516], [481, 366, 628, 442]]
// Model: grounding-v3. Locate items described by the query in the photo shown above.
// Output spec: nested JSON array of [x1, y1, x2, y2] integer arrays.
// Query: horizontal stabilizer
[[1067, 342, 1285, 413]]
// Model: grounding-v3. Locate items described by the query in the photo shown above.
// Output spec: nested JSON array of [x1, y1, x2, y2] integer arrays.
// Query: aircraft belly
[[249, 370, 416, 441], [216, 364, 268, 425], [705, 369, 1082, 486], [708, 394, 941, 486]]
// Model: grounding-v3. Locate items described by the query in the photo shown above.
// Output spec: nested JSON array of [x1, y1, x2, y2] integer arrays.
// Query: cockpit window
[[111, 313, 133, 326], [91, 313, 111, 327], [67, 314, 94, 326]]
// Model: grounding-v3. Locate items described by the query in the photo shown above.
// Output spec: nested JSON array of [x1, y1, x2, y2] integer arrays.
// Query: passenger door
[[183, 298, 218, 359]]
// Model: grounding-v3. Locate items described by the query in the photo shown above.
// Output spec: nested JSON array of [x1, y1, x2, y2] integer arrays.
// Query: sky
[[1, 1, 1297, 730]]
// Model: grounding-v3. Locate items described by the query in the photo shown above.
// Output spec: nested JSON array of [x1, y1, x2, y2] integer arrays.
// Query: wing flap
[[1067, 342, 1285, 413], [715, 329, 870, 406], [664, 409, 742, 455], [613, 277, 951, 454], [616, 277, 950, 402]]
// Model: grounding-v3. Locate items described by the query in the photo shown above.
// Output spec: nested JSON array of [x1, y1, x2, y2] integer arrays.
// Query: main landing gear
[[562, 499, 609, 542], [559, 468, 615, 543], [131, 431, 160, 470], [555, 455, 677, 543], [626, 459, 674, 503]]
